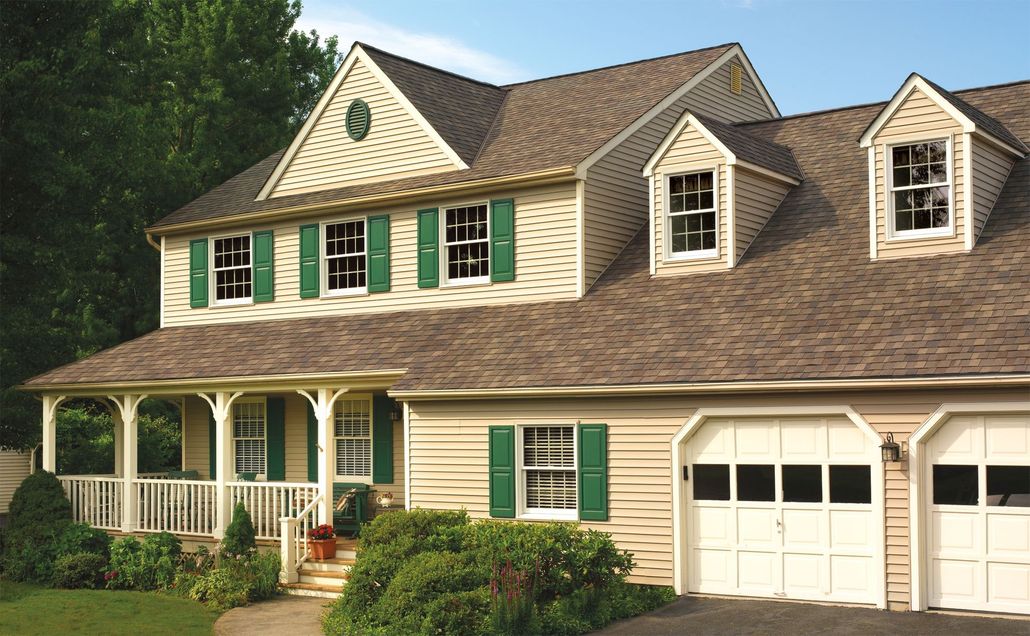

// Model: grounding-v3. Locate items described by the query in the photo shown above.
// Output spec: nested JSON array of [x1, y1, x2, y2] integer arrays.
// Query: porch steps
[[282, 550, 356, 599]]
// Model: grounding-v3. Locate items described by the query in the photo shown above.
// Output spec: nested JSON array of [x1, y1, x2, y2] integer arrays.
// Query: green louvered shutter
[[190, 238, 209, 308], [266, 397, 286, 481], [372, 396, 394, 484], [488, 425, 516, 518], [416, 208, 439, 288], [208, 410, 216, 480], [578, 424, 608, 521], [490, 199, 515, 282], [306, 402, 318, 482], [252, 230, 274, 302], [367, 215, 390, 293], [299, 224, 320, 298]]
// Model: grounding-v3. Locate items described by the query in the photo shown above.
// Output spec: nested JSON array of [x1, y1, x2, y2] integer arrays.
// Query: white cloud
[[295, 6, 527, 84]]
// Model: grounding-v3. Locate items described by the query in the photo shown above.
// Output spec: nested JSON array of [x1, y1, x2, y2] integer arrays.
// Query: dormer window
[[212, 234, 252, 305], [888, 140, 951, 237], [668, 170, 718, 257]]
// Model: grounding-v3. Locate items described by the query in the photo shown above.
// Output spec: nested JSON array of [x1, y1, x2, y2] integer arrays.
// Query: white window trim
[[332, 395, 373, 481], [209, 231, 254, 307], [516, 423, 578, 521], [662, 165, 721, 262], [440, 200, 491, 287], [232, 396, 267, 479], [885, 136, 955, 241], [320, 216, 369, 298]]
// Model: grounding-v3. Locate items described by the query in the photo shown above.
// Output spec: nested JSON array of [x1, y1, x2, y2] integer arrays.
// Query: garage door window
[[782, 465, 822, 503], [987, 465, 1030, 507], [829, 465, 872, 504], [736, 464, 775, 502], [932, 464, 978, 505], [693, 464, 730, 500]]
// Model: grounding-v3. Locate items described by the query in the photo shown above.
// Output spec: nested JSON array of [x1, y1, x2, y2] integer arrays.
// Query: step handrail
[[279, 492, 323, 583]]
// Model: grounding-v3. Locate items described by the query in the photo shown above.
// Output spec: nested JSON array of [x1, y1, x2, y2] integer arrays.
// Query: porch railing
[[228, 481, 319, 541], [279, 492, 323, 583], [58, 475, 123, 530], [135, 478, 217, 536]]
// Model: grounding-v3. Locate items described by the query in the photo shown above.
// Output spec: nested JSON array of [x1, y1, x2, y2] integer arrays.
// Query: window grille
[[233, 401, 265, 474], [325, 220, 367, 291], [213, 235, 252, 301], [522, 426, 576, 512], [335, 399, 371, 476]]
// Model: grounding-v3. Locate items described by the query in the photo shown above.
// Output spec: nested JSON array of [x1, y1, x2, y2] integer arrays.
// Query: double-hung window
[[888, 139, 951, 237], [520, 425, 577, 519], [667, 170, 717, 258], [444, 203, 489, 284], [213, 234, 252, 304], [334, 399, 371, 477], [324, 219, 367, 294], [233, 400, 266, 476]]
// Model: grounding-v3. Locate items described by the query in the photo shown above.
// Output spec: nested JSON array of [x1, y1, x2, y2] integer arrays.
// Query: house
[[0, 450, 32, 524], [19, 42, 1030, 613]]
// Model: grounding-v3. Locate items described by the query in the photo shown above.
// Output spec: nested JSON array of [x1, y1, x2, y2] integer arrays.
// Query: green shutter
[[416, 208, 439, 288], [306, 402, 318, 483], [372, 396, 394, 484], [578, 424, 608, 521], [266, 397, 286, 481], [490, 199, 515, 282], [488, 425, 516, 518], [299, 224, 320, 298], [252, 230, 274, 302], [189, 238, 209, 308], [208, 410, 216, 479], [367, 215, 390, 293]]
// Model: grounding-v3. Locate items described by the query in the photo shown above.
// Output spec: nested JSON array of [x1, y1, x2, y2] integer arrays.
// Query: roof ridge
[[356, 41, 506, 92], [500, 42, 738, 88], [735, 78, 1030, 127]]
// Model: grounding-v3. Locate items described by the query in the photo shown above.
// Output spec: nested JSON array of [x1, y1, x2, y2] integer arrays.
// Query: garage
[[924, 413, 1030, 615], [679, 414, 882, 606]]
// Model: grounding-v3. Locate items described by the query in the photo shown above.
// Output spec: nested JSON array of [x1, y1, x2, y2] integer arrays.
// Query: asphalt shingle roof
[[919, 75, 1028, 154], [26, 82, 1030, 391], [695, 114, 804, 181]]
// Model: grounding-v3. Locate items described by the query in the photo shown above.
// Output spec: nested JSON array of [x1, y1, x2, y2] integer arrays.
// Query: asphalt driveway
[[595, 596, 1030, 635]]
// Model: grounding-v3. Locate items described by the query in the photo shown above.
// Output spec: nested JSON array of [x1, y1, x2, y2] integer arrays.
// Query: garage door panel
[[830, 510, 872, 549], [932, 510, 979, 553], [987, 513, 1030, 555], [779, 420, 825, 461], [931, 416, 980, 461], [783, 552, 822, 596], [931, 558, 981, 605], [735, 420, 778, 459], [827, 420, 870, 460], [987, 562, 1030, 607], [737, 551, 776, 591], [737, 508, 776, 546], [984, 415, 1030, 460], [690, 424, 732, 461], [830, 555, 874, 600], [692, 506, 732, 545], [782, 509, 823, 548], [693, 548, 732, 590]]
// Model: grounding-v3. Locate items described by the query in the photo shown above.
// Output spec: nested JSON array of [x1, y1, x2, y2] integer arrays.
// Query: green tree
[[0, 0, 340, 450]]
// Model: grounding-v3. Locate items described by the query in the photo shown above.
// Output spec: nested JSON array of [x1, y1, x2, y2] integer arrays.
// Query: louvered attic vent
[[346, 99, 371, 140], [730, 63, 743, 95]]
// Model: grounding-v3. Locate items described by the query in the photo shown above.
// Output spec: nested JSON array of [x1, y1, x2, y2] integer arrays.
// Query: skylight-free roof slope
[[693, 114, 803, 181], [919, 75, 1028, 154]]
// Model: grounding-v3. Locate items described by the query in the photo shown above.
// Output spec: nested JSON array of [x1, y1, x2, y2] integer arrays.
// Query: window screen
[[233, 401, 265, 474], [334, 399, 371, 477], [522, 426, 576, 511]]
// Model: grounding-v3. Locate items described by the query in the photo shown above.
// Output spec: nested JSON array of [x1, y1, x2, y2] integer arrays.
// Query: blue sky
[[297, 0, 1030, 115]]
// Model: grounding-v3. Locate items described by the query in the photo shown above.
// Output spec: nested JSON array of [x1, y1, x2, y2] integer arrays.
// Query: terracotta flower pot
[[309, 537, 337, 560]]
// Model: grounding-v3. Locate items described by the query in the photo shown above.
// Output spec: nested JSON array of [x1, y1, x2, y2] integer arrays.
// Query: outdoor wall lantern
[[880, 432, 902, 462]]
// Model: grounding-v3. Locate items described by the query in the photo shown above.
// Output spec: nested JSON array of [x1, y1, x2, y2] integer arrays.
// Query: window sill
[[210, 299, 254, 308], [664, 250, 720, 263], [885, 228, 954, 243], [519, 511, 578, 522], [321, 288, 369, 299], [440, 278, 492, 289]]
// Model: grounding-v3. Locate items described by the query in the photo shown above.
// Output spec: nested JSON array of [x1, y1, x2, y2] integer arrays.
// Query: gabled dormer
[[643, 112, 802, 275], [257, 43, 505, 199], [860, 74, 1028, 259]]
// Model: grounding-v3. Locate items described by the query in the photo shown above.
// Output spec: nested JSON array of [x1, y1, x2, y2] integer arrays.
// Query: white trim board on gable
[[256, 43, 469, 201]]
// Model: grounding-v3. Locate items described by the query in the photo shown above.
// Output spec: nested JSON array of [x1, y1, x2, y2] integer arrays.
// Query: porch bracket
[[105, 394, 148, 533], [297, 388, 349, 524]]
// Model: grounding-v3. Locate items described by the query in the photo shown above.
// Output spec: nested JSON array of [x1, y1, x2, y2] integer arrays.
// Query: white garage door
[[926, 413, 1030, 615], [685, 417, 880, 604]]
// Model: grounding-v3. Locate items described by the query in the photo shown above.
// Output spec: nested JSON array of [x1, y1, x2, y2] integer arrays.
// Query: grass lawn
[[0, 579, 220, 635]]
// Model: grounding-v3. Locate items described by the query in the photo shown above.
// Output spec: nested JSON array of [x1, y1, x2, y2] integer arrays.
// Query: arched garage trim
[[670, 405, 886, 609], [907, 401, 1030, 612]]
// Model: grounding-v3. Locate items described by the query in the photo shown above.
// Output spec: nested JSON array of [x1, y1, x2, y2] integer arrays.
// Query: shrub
[[179, 550, 281, 611], [1, 471, 72, 583], [53, 552, 107, 589], [373, 551, 489, 634], [55, 522, 111, 559], [358, 508, 469, 552], [106, 532, 181, 590], [221, 502, 256, 558], [538, 582, 676, 634]]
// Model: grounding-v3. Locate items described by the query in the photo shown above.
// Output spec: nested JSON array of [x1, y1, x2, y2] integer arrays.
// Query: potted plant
[[308, 524, 337, 560], [375, 491, 395, 508]]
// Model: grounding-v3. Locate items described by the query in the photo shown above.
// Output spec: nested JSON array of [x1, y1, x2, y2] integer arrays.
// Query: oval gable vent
[[346, 99, 371, 141]]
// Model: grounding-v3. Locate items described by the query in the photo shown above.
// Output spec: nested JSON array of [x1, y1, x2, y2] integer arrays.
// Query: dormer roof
[[859, 73, 1028, 156], [643, 111, 803, 183]]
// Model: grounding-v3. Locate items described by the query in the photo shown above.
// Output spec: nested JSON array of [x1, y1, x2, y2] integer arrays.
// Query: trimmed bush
[[106, 532, 181, 590], [53, 552, 107, 589], [221, 501, 256, 558], [1, 471, 73, 583], [55, 522, 111, 559]]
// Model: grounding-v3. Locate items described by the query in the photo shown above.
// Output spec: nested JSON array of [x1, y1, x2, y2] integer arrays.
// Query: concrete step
[[302, 558, 355, 572], [299, 570, 349, 587], [335, 549, 357, 560], [282, 582, 341, 599]]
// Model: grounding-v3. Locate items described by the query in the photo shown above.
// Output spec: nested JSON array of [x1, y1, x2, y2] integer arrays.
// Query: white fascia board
[[859, 74, 977, 148]]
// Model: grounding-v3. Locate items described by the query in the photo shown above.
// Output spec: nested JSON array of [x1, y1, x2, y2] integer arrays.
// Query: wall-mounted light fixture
[[880, 432, 902, 463]]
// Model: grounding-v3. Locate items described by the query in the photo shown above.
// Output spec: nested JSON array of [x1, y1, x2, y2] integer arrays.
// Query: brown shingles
[[25, 82, 1030, 391]]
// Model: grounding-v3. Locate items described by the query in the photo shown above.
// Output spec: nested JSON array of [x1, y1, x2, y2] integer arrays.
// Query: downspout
[[145, 233, 161, 252]]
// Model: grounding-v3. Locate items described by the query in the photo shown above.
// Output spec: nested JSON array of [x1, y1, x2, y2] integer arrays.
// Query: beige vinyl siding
[[970, 136, 1015, 243], [269, 58, 458, 198], [581, 56, 774, 290], [653, 126, 728, 275], [0, 450, 30, 514], [183, 396, 210, 478], [733, 167, 791, 262], [163, 183, 578, 327], [407, 387, 1026, 606], [872, 88, 966, 259]]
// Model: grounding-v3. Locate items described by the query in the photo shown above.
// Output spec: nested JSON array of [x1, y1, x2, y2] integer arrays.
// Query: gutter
[[147, 167, 577, 236], [388, 374, 1030, 401]]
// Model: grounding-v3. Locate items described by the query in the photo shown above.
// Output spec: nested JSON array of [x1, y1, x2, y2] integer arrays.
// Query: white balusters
[[57, 476, 123, 530], [133, 478, 216, 536], [228, 482, 318, 540]]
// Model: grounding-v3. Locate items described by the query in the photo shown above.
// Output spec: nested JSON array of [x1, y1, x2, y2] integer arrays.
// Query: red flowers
[[308, 524, 335, 540]]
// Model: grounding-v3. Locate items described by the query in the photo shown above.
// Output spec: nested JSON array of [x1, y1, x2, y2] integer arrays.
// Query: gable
[[679, 54, 776, 123], [264, 54, 464, 199], [871, 87, 963, 144]]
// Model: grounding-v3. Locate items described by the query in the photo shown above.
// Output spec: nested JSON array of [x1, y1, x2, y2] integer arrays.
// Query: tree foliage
[[0, 0, 340, 449]]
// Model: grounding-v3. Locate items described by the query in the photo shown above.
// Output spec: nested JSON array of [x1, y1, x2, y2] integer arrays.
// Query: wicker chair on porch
[[332, 482, 371, 538]]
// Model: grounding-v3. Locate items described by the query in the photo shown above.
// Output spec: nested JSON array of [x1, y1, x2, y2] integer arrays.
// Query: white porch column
[[113, 417, 124, 477], [298, 388, 348, 525], [107, 394, 147, 533], [198, 391, 243, 538], [41, 395, 65, 473]]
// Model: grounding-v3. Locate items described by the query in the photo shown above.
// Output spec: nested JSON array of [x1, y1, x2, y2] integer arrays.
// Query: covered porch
[[34, 370, 407, 581]]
